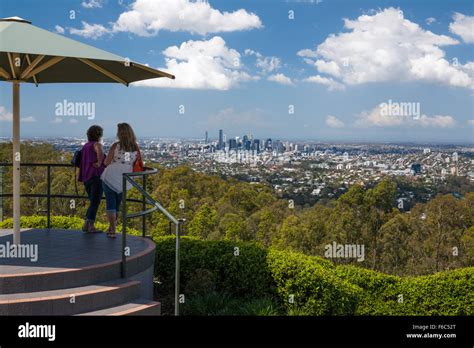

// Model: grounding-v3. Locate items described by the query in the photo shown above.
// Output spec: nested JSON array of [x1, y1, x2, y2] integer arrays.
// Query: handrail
[[122, 168, 183, 316], [0, 162, 145, 225], [0, 162, 183, 316]]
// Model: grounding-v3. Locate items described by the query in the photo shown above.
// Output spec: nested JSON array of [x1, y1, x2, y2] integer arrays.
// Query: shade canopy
[[0, 17, 174, 84], [0, 16, 175, 245]]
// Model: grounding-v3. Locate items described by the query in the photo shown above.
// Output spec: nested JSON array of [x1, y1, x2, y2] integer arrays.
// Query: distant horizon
[[0, 135, 473, 147]]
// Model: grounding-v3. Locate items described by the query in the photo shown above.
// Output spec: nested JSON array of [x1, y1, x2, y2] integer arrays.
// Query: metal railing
[[121, 168, 184, 316], [0, 162, 183, 316]]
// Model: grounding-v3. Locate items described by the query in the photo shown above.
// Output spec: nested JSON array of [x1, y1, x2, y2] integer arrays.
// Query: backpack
[[71, 149, 82, 168]]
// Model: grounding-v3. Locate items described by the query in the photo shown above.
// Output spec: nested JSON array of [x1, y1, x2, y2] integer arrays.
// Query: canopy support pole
[[12, 82, 20, 245]]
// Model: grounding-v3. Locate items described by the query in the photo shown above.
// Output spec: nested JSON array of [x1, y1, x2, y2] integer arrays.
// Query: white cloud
[[21, 116, 36, 123], [0, 106, 12, 122], [466, 120, 474, 126], [51, 117, 63, 124], [133, 36, 255, 90], [299, 8, 474, 90], [0, 106, 36, 123], [356, 104, 455, 128], [54, 25, 65, 34], [81, 0, 104, 9], [417, 115, 456, 128], [425, 17, 436, 25], [245, 49, 281, 73], [303, 75, 345, 91], [69, 21, 110, 39], [297, 49, 318, 59], [268, 73, 293, 85], [71, 0, 262, 38], [326, 115, 345, 128], [449, 12, 474, 43]]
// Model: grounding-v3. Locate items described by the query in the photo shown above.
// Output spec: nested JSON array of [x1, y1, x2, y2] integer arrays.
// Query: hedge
[[267, 249, 361, 315], [3, 216, 471, 315], [155, 237, 474, 316], [0, 215, 140, 235], [154, 236, 275, 300]]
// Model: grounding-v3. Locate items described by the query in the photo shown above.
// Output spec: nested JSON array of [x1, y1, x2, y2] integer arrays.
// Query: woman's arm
[[104, 142, 118, 166], [92, 142, 104, 168]]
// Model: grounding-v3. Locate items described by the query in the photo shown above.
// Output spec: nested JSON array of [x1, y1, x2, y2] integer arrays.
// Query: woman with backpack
[[78, 125, 105, 233], [101, 123, 143, 238]]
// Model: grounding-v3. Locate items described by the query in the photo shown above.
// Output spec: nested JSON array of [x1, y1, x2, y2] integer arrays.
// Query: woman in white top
[[101, 123, 138, 238]]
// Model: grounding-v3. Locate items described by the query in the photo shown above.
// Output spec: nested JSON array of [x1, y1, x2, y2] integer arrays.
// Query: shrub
[[156, 237, 473, 316], [267, 249, 361, 315], [154, 236, 275, 302], [0, 215, 140, 235], [334, 265, 403, 315], [335, 264, 474, 315], [396, 268, 474, 315]]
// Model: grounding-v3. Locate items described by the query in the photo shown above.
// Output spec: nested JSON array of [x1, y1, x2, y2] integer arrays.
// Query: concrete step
[[0, 279, 141, 315], [78, 299, 161, 316]]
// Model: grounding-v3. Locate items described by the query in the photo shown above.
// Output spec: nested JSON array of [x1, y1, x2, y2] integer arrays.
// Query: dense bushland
[[1, 143, 472, 277]]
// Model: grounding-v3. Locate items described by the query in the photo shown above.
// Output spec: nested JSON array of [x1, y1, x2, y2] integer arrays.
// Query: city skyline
[[0, 0, 473, 142]]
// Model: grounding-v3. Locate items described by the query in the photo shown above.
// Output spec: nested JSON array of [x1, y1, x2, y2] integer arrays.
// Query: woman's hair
[[117, 123, 138, 152], [87, 125, 103, 142]]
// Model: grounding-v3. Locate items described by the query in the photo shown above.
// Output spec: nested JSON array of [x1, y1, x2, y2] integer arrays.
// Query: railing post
[[142, 175, 146, 237], [0, 166, 3, 222], [175, 219, 181, 316], [121, 174, 127, 278], [47, 165, 51, 229]]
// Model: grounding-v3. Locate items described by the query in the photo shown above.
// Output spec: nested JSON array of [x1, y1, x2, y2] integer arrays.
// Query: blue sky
[[0, 0, 473, 143]]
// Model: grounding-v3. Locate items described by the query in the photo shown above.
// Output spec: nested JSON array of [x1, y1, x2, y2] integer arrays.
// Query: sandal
[[106, 227, 116, 238]]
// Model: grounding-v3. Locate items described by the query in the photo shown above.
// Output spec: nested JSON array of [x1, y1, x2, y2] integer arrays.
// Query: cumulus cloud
[[267, 73, 293, 85], [449, 12, 474, 43], [81, 0, 104, 9], [54, 25, 65, 34], [244, 49, 281, 74], [425, 17, 436, 25], [0, 106, 36, 123], [303, 75, 345, 91], [69, 21, 110, 39], [326, 115, 345, 128], [299, 8, 474, 90], [51, 117, 63, 124], [133, 36, 255, 90], [71, 0, 262, 38], [355, 104, 455, 128]]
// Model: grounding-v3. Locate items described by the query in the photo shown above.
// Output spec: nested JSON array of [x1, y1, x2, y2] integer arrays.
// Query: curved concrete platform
[[0, 228, 159, 315]]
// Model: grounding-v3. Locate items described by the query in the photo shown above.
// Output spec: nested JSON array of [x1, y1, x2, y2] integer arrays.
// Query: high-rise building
[[252, 139, 260, 153], [264, 138, 272, 151], [205, 131, 208, 144], [218, 129, 224, 150]]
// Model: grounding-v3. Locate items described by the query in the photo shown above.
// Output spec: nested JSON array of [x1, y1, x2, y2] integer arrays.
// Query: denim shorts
[[102, 182, 123, 213]]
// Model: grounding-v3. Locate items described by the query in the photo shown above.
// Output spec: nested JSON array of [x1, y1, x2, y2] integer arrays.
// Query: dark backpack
[[71, 149, 82, 168]]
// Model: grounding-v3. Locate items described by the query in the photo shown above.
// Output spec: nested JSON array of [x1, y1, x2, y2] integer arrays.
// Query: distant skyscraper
[[218, 129, 223, 149], [205, 131, 208, 144]]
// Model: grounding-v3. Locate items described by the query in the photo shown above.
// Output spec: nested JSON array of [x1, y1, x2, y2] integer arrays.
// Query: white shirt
[[101, 143, 137, 193]]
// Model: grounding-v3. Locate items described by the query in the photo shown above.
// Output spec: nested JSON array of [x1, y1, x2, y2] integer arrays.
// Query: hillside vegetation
[[1, 143, 472, 277]]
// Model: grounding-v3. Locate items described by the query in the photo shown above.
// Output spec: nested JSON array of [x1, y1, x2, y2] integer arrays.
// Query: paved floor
[[0, 229, 150, 275]]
